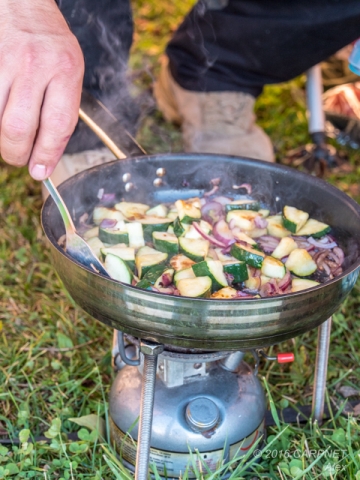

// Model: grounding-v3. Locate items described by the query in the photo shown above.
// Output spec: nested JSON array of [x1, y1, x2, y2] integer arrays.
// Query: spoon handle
[[43, 178, 76, 233]]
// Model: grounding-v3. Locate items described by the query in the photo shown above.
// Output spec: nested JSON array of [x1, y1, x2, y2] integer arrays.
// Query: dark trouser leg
[[57, 0, 136, 152], [166, 0, 360, 96]]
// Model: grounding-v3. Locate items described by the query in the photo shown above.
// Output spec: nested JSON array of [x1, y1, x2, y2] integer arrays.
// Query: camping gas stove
[[109, 332, 298, 478]]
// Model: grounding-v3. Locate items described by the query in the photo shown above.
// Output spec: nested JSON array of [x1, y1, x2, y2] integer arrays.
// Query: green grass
[[1, 0, 360, 478]]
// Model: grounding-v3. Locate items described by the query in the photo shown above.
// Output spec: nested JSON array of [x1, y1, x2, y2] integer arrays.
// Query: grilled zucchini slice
[[222, 261, 248, 283], [170, 254, 196, 272], [114, 202, 149, 219], [211, 287, 238, 299], [175, 199, 201, 224], [101, 246, 135, 271], [135, 251, 168, 278], [192, 260, 228, 291], [294, 218, 331, 238], [105, 253, 133, 284], [174, 267, 196, 285], [271, 237, 297, 260], [291, 278, 320, 292], [230, 243, 265, 268], [99, 227, 129, 245], [226, 210, 260, 231], [282, 206, 309, 234], [177, 276, 211, 298], [93, 207, 125, 225], [261, 256, 286, 279], [179, 238, 210, 262], [153, 231, 179, 255], [266, 215, 291, 238], [146, 204, 168, 218], [225, 199, 260, 212], [285, 249, 317, 277]]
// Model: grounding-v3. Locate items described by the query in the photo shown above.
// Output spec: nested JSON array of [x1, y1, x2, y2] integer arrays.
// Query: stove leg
[[312, 317, 332, 424], [135, 340, 164, 480]]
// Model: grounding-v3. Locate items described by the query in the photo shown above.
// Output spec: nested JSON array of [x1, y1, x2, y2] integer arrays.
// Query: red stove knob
[[277, 353, 294, 363]]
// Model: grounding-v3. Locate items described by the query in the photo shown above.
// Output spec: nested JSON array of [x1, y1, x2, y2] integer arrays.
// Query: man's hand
[[0, 0, 84, 180]]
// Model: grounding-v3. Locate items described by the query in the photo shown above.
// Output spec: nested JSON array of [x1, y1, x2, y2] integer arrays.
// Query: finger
[[0, 76, 45, 167], [28, 75, 82, 180]]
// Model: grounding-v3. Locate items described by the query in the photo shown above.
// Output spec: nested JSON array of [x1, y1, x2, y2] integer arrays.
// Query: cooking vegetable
[[127, 222, 145, 249], [294, 218, 331, 238], [285, 249, 317, 277], [177, 276, 212, 298], [225, 199, 260, 212], [222, 261, 248, 283], [231, 243, 266, 268], [282, 206, 309, 233], [135, 251, 168, 278], [114, 202, 149, 219], [261, 256, 286, 279], [170, 254, 195, 272], [175, 199, 201, 223], [174, 267, 196, 285], [226, 210, 260, 231], [271, 237, 297, 259], [179, 237, 210, 262], [192, 260, 228, 291], [101, 246, 135, 271], [104, 253, 133, 283], [266, 215, 291, 238], [146, 204, 168, 218], [99, 226, 129, 245], [291, 278, 320, 292], [138, 217, 173, 242], [211, 287, 238, 299], [153, 231, 179, 254], [93, 207, 125, 225]]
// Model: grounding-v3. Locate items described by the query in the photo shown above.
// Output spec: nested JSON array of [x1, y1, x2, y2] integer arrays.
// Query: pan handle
[[79, 89, 146, 159]]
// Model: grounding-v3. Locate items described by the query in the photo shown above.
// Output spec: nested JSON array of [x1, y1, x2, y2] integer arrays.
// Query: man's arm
[[0, 0, 84, 180]]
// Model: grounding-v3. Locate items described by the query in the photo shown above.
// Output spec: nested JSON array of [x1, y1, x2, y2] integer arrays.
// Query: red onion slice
[[254, 216, 268, 229], [213, 220, 235, 246], [161, 273, 173, 287], [204, 185, 219, 197], [213, 196, 232, 205], [278, 270, 291, 290], [201, 201, 224, 224], [333, 247, 345, 265], [100, 218, 118, 229], [233, 183, 252, 194], [193, 222, 227, 247], [308, 237, 337, 249], [97, 188, 104, 199]]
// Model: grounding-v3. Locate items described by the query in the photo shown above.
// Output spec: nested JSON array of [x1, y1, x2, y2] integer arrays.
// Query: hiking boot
[[153, 57, 274, 162]]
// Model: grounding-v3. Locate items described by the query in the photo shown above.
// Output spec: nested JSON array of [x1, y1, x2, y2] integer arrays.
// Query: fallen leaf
[[69, 414, 106, 438]]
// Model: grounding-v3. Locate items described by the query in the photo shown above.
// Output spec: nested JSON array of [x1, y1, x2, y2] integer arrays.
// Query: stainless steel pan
[[41, 153, 360, 351]]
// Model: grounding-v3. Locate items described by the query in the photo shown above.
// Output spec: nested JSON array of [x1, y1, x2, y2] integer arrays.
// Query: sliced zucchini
[[259, 209, 270, 218], [105, 253, 133, 284], [294, 218, 331, 238], [135, 252, 168, 279], [225, 199, 260, 212], [211, 287, 238, 299], [167, 209, 179, 221], [266, 215, 291, 238], [260, 275, 271, 285], [179, 238, 210, 262], [136, 279, 153, 290], [154, 268, 175, 288], [99, 227, 129, 245], [192, 260, 228, 291], [126, 222, 145, 249], [146, 204, 168, 218], [226, 210, 260, 231], [291, 278, 320, 292], [246, 228, 268, 238], [83, 226, 99, 241], [173, 217, 190, 238], [184, 220, 212, 240], [137, 246, 159, 256], [282, 206, 309, 234], [86, 237, 105, 259], [142, 264, 170, 285], [222, 261, 248, 283], [244, 276, 261, 291], [175, 199, 201, 224], [232, 231, 258, 246], [271, 237, 298, 260], [138, 217, 173, 242], [93, 207, 125, 225], [101, 246, 135, 271], [261, 256, 286, 279], [285, 249, 317, 277], [174, 267, 196, 285], [114, 202, 149, 219], [170, 254, 196, 272], [167, 225, 175, 234], [214, 248, 237, 262], [177, 276, 211, 298], [230, 243, 266, 268], [152, 231, 179, 255]]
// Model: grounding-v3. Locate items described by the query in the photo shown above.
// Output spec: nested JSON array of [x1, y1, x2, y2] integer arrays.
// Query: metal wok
[[41, 154, 360, 350]]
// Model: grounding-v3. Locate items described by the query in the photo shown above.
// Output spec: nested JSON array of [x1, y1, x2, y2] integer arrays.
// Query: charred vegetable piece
[[261, 256, 286, 279], [175, 199, 201, 224], [266, 215, 291, 238], [101, 246, 135, 271], [174, 267, 196, 285], [291, 278, 320, 292], [282, 206, 309, 234], [170, 254, 196, 272], [141, 264, 170, 285], [230, 243, 266, 268], [225, 199, 260, 212], [154, 268, 175, 288], [177, 276, 211, 298], [232, 231, 258, 246], [211, 287, 238, 299], [173, 217, 190, 238], [152, 231, 179, 255], [114, 202, 149, 219], [222, 261, 248, 283], [135, 252, 168, 278], [146, 204, 168, 217], [244, 276, 261, 291], [226, 210, 260, 231], [285, 249, 317, 277], [271, 237, 297, 259], [99, 227, 129, 245], [192, 260, 228, 292], [93, 207, 125, 225], [179, 238, 210, 262], [294, 218, 331, 238], [105, 253, 133, 283]]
